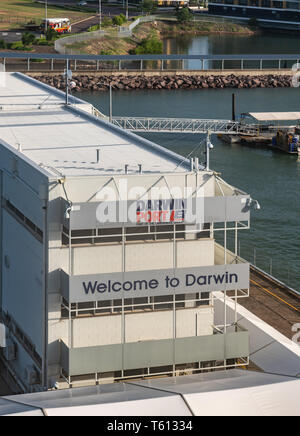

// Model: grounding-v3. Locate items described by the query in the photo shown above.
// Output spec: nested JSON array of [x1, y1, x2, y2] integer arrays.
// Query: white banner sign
[[62, 264, 250, 303]]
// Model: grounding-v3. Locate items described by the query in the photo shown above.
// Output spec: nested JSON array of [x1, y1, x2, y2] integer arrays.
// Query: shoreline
[[30, 72, 292, 91]]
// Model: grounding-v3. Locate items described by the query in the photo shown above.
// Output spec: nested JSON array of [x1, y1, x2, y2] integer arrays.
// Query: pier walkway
[[111, 117, 257, 135]]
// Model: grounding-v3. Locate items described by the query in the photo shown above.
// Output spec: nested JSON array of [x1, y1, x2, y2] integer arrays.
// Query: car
[[78, 1, 87, 5]]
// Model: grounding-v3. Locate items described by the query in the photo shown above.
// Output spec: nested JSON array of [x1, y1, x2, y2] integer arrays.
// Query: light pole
[[99, 0, 102, 31], [45, 0, 48, 34], [126, 0, 129, 20]]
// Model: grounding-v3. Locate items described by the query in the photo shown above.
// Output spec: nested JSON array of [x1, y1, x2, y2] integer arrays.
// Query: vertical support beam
[[241, 59, 244, 70], [97, 60, 99, 71], [121, 225, 126, 378], [119, 60, 122, 71], [222, 59, 225, 70], [260, 59, 263, 70], [161, 59, 164, 71], [66, 58, 69, 106], [140, 59, 143, 71], [51, 58, 54, 71], [27, 57, 30, 71], [109, 85, 113, 123], [74, 60, 77, 71]]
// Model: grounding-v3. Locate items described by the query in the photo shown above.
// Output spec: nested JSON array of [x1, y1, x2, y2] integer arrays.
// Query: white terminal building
[[0, 73, 252, 393]]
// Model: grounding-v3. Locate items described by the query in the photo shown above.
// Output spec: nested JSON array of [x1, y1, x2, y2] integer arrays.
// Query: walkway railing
[[0, 52, 299, 72], [111, 117, 259, 135]]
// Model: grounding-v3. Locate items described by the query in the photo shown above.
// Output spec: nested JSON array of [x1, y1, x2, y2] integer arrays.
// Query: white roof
[[214, 291, 300, 378], [0, 73, 190, 178], [248, 112, 300, 121], [2, 370, 300, 416]]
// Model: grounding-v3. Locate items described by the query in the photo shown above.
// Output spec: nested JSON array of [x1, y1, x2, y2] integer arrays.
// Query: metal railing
[[0, 52, 299, 73]]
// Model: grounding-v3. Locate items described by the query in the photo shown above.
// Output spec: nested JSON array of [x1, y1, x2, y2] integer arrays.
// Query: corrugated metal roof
[[0, 73, 191, 178]]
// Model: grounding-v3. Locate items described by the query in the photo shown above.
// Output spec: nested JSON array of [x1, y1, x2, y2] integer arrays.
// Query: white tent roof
[[1, 370, 300, 416], [248, 112, 300, 121]]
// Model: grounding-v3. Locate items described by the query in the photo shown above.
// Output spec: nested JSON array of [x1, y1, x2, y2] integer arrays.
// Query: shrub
[[0, 39, 6, 49], [112, 14, 127, 26], [21, 32, 36, 46], [35, 38, 53, 46], [133, 35, 163, 54], [102, 17, 113, 28], [46, 28, 58, 41]]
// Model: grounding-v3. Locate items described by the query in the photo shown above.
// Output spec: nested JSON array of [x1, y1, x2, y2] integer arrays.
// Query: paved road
[[0, 31, 23, 43]]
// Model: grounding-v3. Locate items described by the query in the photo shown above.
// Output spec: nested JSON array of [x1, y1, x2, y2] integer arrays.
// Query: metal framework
[[111, 117, 258, 135], [60, 211, 250, 387]]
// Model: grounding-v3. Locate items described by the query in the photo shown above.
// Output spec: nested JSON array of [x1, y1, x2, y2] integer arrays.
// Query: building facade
[[0, 73, 250, 393], [208, 0, 300, 28]]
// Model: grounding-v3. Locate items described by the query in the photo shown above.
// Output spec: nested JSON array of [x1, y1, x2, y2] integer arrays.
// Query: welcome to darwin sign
[[62, 264, 250, 303]]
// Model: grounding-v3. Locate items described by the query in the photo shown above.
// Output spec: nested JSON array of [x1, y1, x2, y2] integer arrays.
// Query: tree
[[176, 7, 193, 23], [141, 0, 157, 14]]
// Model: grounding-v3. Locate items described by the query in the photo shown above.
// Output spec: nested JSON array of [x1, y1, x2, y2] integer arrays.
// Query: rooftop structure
[[0, 73, 252, 393], [208, 1, 300, 29], [1, 369, 300, 416]]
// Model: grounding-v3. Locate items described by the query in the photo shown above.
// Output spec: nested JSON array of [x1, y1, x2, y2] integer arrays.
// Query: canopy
[[247, 112, 300, 122]]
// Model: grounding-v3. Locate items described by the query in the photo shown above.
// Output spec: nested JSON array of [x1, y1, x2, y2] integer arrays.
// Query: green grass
[[0, 0, 92, 29]]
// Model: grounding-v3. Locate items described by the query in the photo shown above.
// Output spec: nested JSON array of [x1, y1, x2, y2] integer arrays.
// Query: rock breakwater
[[31, 73, 292, 91]]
